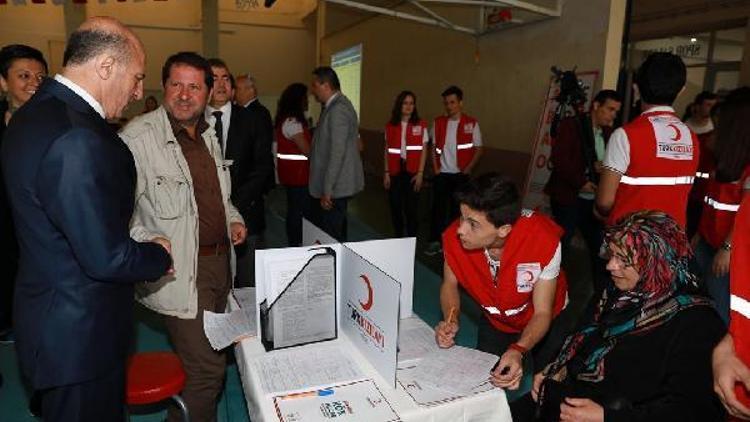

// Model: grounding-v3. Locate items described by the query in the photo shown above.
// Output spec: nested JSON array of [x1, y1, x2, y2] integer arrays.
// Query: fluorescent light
[[690, 37, 697, 42]]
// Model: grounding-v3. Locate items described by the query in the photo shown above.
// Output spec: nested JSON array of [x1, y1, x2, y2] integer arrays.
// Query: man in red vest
[[714, 194, 750, 420], [435, 173, 567, 390], [425, 85, 483, 256], [596, 52, 698, 227]]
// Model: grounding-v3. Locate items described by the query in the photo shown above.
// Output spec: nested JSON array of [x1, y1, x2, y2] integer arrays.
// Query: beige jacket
[[120, 107, 244, 319]]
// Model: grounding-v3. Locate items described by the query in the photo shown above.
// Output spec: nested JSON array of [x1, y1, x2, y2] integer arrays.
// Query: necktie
[[212, 110, 224, 152]]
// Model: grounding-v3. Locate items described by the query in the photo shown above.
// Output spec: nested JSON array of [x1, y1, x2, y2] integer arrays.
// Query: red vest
[[385, 120, 427, 175], [608, 109, 699, 227], [690, 131, 715, 202], [442, 212, 568, 333], [699, 167, 750, 248], [275, 120, 312, 187], [433, 114, 477, 173], [729, 194, 750, 407]]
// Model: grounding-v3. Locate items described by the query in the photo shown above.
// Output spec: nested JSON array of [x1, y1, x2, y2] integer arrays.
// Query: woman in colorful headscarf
[[511, 210, 725, 421]]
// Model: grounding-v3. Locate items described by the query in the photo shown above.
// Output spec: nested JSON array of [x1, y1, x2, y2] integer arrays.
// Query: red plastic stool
[[126, 352, 189, 422]]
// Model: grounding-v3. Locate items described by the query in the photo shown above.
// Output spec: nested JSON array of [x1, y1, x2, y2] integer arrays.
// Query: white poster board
[[522, 71, 599, 213], [339, 246, 401, 388], [344, 238, 415, 319]]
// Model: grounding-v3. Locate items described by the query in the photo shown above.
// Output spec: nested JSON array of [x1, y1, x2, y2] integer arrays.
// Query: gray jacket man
[[309, 66, 364, 241]]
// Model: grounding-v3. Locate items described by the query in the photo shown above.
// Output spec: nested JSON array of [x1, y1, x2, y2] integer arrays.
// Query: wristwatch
[[722, 240, 732, 251]]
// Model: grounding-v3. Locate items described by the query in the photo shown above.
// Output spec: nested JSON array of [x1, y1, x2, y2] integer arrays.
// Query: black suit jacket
[[232, 100, 274, 233], [545, 114, 613, 206], [1, 78, 171, 389]]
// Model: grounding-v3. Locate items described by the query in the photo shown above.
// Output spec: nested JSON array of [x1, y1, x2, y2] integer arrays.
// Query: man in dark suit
[[208, 61, 273, 288], [544, 89, 621, 295], [1, 17, 172, 421]]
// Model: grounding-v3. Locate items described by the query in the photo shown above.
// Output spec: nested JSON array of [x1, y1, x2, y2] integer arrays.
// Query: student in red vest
[[714, 192, 750, 420], [383, 91, 428, 237], [685, 91, 719, 238], [425, 85, 483, 255], [695, 87, 750, 324], [275, 82, 313, 246], [596, 52, 699, 228], [435, 173, 567, 391]]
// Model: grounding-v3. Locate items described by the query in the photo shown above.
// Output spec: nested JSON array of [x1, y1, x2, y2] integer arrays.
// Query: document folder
[[260, 248, 337, 351]]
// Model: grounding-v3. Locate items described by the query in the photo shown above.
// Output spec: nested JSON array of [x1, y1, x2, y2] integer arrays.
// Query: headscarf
[[544, 210, 711, 383]]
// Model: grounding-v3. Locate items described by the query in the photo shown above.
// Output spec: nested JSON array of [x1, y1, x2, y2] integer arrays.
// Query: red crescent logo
[[523, 270, 534, 283], [667, 123, 682, 141], [359, 274, 374, 311]]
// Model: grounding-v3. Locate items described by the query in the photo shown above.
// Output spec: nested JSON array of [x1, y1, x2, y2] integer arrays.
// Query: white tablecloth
[[231, 301, 512, 422]]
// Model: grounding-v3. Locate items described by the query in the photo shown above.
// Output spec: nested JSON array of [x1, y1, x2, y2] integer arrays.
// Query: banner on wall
[[521, 71, 599, 214]]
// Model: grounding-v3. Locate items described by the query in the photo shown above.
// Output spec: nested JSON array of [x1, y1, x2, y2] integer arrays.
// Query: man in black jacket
[[1, 17, 172, 421], [208, 61, 273, 287]]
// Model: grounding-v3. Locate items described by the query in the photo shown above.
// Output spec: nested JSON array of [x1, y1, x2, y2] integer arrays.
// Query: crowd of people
[[2, 14, 750, 422]]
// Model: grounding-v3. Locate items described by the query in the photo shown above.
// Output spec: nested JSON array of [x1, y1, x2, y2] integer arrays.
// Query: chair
[[126, 352, 189, 422]]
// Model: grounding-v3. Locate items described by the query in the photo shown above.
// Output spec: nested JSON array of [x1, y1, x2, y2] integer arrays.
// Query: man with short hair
[[206, 59, 273, 288], [1, 17, 172, 420], [596, 52, 698, 228], [121, 51, 247, 422], [546, 89, 621, 294], [426, 85, 483, 256], [308, 66, 364, 241], [436, 173, 567, 391]]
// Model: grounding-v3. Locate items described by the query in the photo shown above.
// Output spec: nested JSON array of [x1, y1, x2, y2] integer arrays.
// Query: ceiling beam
[[418, 0, 561, 17], [324, 0, 478, 35]]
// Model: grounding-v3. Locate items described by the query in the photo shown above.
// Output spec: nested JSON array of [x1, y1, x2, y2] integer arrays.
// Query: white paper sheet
[[273, 379, 401, 422], [410, 346, 499, 396], [263, 249, 321, 305], [397, 365, 496, 407], [203, 308, 257, 351], [254, 343, 365, 395], [397, 317, 439, 368]]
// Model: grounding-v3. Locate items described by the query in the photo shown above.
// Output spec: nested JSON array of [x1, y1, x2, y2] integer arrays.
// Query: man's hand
[[490, 348, 523, 390], [230, 222, 247, 246], [713, 248, 731, 277], [434, 321, 458, 348], [560, 398, 604, 422], [412, 172, 423, 192], [151, 236, 171, 254], [150, 236, 174, 274], [580, 181, 597, 194], [320, 194, 333, 210], [383, 173, 391, 190], [713, 335, 750, 419]]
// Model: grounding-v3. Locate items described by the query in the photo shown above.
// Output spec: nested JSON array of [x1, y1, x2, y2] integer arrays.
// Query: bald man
[[1, 17, 172, 421]]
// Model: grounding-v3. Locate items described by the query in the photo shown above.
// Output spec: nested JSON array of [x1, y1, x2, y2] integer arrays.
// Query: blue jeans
[[694, 237, 730, 325]]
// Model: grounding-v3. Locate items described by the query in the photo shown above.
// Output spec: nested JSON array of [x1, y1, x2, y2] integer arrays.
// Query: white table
[[231, 312, 512, 421]]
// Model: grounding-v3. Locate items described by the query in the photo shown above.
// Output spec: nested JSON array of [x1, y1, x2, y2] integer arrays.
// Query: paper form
[[397, 365, 496, 407], [203, 308, 257, 350], [410, 346, 499, 396], [254, 343, 365, 395], [273, 379, 401, 422], [271, 254, 336, 348], [397, 317, 439, 368]]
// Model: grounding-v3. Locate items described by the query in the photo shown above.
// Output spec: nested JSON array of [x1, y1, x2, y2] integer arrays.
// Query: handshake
[[150, 236, 175, 275]]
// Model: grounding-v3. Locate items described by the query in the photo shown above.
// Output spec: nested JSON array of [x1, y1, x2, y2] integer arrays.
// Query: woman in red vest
[[695, 87, 750, 325], [275, 82, 313, 246], [383, 90, 428, 237]]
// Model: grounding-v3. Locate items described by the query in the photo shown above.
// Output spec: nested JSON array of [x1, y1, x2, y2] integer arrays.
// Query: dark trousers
[[39, 364, 126, 422], [234, 234, 262, 288], [694, 237, 730, 325], [430, 173, 469, 242], [312, 196, 349, 242], [285, 186, 311, 247], [388, 167, 420, 237], [0, 253, 17, 332], [550, 198, 606, 295], [164, 254, 230, 422]]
